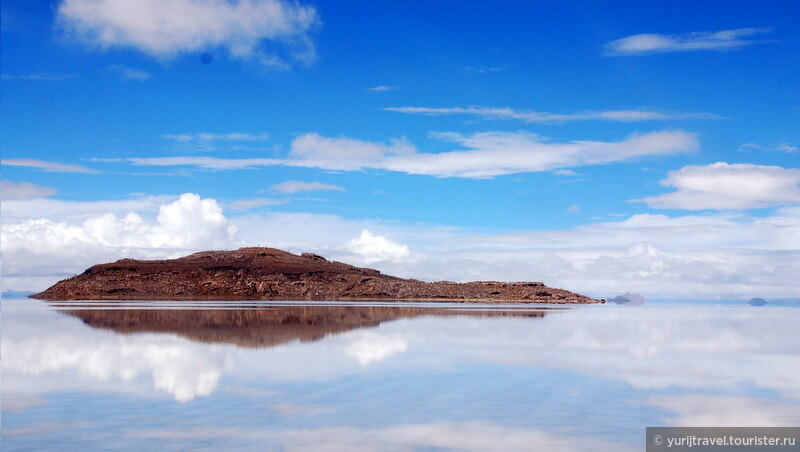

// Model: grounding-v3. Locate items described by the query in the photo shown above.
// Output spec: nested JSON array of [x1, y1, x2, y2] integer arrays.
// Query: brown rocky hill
[[32, 247, 600, 303]]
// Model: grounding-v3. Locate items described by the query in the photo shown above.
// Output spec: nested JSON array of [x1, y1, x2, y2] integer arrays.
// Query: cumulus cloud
[[343, 229, 416, 264], [3, 191, 799, 298], [117, 129, 699, 178], [270, 180, 345, 194], [2, 310, 229, 402], [1, 158, 100, 173], [604, 28, 772, 56], [150, 193, 238, 248], [345, 331, 411, 367], [1, 195, 175, 223], [0, 180, 56, 201], [1, 193, 240, 291], [637, 162, 800, 210], [56, 0, 320, 68], [232, 208, 800, 299], [10, 300, 797, 440], [385, 106, 721, 123], [5, 287, 799, 443]]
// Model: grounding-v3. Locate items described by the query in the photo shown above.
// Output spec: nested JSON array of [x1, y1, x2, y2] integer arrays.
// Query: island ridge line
[[32, 247, 600, 304]]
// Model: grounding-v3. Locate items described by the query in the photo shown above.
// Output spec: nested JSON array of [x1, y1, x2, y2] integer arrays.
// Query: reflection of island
[[33, 247, 599, 303], [747, 297, 768, 306], [62, 305, 549, 348], [609, 293, 647, 306]]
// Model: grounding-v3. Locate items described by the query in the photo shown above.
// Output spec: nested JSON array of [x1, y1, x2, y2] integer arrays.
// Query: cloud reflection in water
[[2, 301, 799, 450]]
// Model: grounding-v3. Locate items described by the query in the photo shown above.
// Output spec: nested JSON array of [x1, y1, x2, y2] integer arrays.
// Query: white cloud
[[288, 133, 416, 171], [739, 142, 798, 153], [464, 65, 507, 74], [650, 395, 800, 427], [367, 85, 395, 92], [124, 422, 631, 452], [232, 208, 800, 299], [56, 0, 320, 68], [1, 195, 174, 222], [345, 331, 411, 367], [604, 28, 772, 56], [277, 421, 628, 452], [163, 132, 270, 142], [1, 158, 100, 174], [151, 193, 238, 248], [410, 308, 800, 402], [0, 180, 56, 201], [226, 197, 286, 210], [270, 180, 345, 194], [8, 300, 796, 444], [123, 156, 283, 170], [343, 229, 416, 264], [157, 132, 271, 152], [1, 73, 78, 81], [553, 169, 578, 176], [117, 130, 699, 178], [637, 162, 800, 210], [381, 130, 697, 178], [4, 291, 799, 439], [3, 191, 799, 298], [1, 193, 240, 291], [385, 106, 720, 123], [2, 310, 230, 402], [271, 403, 331, 416], [107, 64, 151, 81]]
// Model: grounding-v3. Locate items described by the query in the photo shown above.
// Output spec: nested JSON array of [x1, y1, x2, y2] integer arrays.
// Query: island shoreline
[[31, 247, 602, 304]]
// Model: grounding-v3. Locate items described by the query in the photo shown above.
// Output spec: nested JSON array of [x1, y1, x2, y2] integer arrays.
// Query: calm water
[[2, 299, 799, 451]]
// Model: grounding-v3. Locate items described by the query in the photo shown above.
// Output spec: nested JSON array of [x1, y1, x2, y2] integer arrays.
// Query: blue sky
[[2, 0, 799, 299]]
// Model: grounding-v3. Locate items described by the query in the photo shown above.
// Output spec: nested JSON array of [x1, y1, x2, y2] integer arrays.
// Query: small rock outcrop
[[32, 247, 600, 304]]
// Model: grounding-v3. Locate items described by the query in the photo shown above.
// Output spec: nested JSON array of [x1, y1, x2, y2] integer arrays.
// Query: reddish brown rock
[[31, 247, 599, 304], [63, 305, 549, 348]]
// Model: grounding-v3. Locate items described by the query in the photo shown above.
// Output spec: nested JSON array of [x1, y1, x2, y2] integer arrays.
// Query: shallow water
[[2, 299, 799, 451]]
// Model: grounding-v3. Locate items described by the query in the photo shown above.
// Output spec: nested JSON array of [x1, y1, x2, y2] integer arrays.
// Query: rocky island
[[32, 247, 600, 304]]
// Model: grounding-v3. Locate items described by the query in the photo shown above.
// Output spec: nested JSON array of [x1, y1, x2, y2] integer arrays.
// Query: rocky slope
[[32, 247, 600, 303]]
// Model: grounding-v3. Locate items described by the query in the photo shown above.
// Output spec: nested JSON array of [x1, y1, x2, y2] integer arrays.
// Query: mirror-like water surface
[[2, 300, 799, 451]]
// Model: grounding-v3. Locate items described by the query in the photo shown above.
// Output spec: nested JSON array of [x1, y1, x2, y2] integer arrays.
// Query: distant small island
[[31, 247, 600, 304]]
